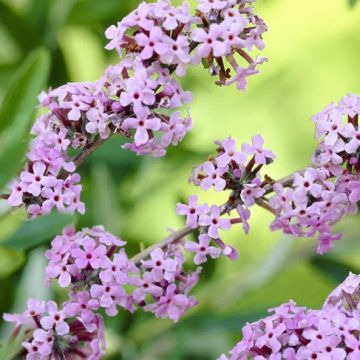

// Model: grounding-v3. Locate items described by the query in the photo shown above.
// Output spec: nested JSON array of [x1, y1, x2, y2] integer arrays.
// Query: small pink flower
[[71, 237, 107, 269], [40, 301, 69, 336], [216, 137, 247, 168], [201, 161, 227, 191], [176, 195, 209, 229], [184, 234, 220, 265], [199, 205, 231, 238], [242, 134, 276, 165], [135, 27, 169, 60]]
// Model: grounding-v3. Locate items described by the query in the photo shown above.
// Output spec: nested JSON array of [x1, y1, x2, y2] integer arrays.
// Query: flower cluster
[[218, 272, 360, 360], [105, 0, 268, 88], [134, 245, 200, 322], [4, 298, 105, 359], [270, 94, 360, 254], [4, 134, 277, 358], [6, 0, 267, 217], [44, 225, 201, 322], [177, 135, 276, 264], [4, 225, 203, 358]]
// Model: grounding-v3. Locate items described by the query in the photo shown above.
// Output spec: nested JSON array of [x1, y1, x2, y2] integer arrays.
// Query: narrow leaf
[[0, 48, 50, 189], [0, 3, 38, 52], [67, 0, 139, 25], [0, 48, 50, 133], [349, 0, 359, 7], [91, 163, 123, 234], [310, 257, 359, 283], [5, 213, 73, 250], [0, 247, 25, 279]]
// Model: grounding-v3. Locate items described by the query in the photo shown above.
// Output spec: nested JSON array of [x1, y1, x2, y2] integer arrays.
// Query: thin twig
[[73, 136, 108, 169], [131, 226, 192, 264], [131, 168, 305, 263], [263, 168, 306, 195]]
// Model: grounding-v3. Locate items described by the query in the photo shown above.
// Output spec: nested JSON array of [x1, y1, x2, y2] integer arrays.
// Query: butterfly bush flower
[[178, 136, 276, 264], [176, 195, 209, 229], [4, 298, 106, 359], [270, 93, 360, 254], [184, 234, 221, 265], [219, 272, 360, 360], [4, 0, 267, 217]]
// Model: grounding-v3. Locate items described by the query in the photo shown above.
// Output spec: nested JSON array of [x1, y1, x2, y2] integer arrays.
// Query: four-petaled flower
[[176, 195, 209, 229], [242, 134, 276, 164], [184, 234, 220, 265]]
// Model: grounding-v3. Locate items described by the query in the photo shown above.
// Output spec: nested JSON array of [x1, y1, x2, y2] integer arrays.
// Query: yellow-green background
[[0, 0, 359, 359]]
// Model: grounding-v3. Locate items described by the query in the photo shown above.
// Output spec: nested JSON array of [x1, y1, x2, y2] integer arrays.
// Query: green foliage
[[67, 0, 138, 25], [4, 213, 73, 251], [0, 49, 50, 189], [0, 327, 26, 360], [349, 0, 359, 7], [0, 247, 25, 280], [0, 1, 359, 359]]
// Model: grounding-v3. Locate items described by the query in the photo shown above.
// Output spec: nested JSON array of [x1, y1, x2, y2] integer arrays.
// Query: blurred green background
[[0, 0, 360, 359]]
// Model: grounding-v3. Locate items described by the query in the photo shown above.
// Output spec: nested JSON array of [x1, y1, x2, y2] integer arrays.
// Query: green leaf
[[0, 2, 38, 52], [310, 256, 359, 283], [348, 0, 359, 7], [0, 247, 25, 279], [0, 48, 50, 189], [0, 48, 50, 133], [67, 0, 139, 25], [91, 163, 123, 234], [5, 213, 73, 250], [26, 0, 52, 33]]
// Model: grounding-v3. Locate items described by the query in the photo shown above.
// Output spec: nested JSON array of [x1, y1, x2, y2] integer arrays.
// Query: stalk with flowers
[[0, 0, 359, 359]]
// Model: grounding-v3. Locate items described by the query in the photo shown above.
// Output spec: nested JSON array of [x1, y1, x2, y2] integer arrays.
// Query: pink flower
[[131, 272, 163, 303], [32, 329, 54, 356], [199, 205, 231, 238], [135, 27, 169, 60], [90, 282, 126, 316], [293, 168, 323, 201], [8, 180, 28, 206], [40, 301, 69, 336], [255, 320, 286, 353], [192, 24, 227, 58], [99, 249, 130, 285], [104, 23, 127, 53], [71, 237, 107, 269], [216, 137, 247, 168], [197, 0, 227, 13], [20, 161, 57, 196], [184, 234, 220, 265], [200, 161, 227, 191], [122, 107, 161, 146], [240, 179, 265, 207], [46, 256, 77, 288], [242, 134, 275, 165], [142, 248, 177, 282], [64, 291, 99, 325], [348, 180, 360, 203], [150, 284, 197, 322], [236, 205, 251, 234], [176, 195, 209, 229]]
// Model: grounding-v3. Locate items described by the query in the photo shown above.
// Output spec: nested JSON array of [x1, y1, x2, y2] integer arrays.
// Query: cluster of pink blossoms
[[6, 0, 267, 217], [177, 135, 276, 263], [3, 133, 277, 358], [105, 0, 267, 89], [219, 272, 360, 360], [4, 225, 201, 358], [270, 94, 360, 254], [4, 298, 105, 359], [44, 225, 200, 322]]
